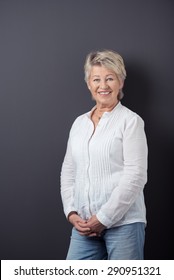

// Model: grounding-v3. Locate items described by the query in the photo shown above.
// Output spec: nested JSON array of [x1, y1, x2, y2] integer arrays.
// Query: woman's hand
[[78, 215, 106, 236], [68, 213, 91, 235]]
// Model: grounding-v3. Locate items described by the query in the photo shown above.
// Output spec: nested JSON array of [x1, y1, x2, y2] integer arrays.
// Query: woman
[[60, 50, 148, 260]]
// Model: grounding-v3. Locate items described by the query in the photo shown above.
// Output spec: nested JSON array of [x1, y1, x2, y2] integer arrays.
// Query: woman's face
[[87, 65, 123, 108]]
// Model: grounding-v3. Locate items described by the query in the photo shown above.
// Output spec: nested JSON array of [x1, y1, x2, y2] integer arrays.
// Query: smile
[[98, 91, 111, 95]]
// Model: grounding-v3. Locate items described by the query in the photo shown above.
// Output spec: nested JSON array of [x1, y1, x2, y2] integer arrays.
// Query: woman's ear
[[87, 82, 91, 91], [119, 79, 124, 90]]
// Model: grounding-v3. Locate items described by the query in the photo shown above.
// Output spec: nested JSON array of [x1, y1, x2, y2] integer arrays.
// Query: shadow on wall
[[123, 62, 174, 259], [123, 61, 151, 120]]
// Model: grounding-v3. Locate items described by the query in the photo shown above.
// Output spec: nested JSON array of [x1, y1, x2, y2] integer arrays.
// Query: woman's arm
[[60, 138, 77, 218], [60, 137, 91, 234], [96, 115, 148, 228]]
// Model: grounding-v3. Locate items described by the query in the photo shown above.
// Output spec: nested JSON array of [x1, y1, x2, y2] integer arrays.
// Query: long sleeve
[[60, 137, 76, 218], [96, 115, 148, 228]]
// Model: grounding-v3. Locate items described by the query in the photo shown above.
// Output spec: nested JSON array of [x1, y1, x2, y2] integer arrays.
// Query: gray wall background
[[0, 0, 173, 259]]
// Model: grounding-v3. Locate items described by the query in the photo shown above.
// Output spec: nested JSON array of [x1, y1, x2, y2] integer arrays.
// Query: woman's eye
[[93, 79, 100, 82], [107, 77, 113, 81]]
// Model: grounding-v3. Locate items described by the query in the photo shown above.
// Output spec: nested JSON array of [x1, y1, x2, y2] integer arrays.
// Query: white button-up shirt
[[60, 102, 148, 228]]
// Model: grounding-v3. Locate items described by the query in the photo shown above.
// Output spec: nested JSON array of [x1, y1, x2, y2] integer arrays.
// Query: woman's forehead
[[90, 65, 116, 76]]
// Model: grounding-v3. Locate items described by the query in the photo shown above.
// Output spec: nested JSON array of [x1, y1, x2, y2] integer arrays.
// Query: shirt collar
[[86, 101, 122, 119]]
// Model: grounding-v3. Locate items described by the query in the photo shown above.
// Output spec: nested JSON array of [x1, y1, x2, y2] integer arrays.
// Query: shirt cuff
[[96, 211, 114, 229], [65, 207, 77, 220]]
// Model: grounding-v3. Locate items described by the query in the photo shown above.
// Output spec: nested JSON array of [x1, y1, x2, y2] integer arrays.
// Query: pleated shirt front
[[61, 102, 148, 228]]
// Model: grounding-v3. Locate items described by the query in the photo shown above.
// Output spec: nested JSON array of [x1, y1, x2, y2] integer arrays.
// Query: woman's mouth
[[98, 91, 111, 96]]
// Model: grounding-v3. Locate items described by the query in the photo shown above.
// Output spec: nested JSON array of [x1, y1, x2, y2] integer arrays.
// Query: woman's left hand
[[78, 215, 106, 236]]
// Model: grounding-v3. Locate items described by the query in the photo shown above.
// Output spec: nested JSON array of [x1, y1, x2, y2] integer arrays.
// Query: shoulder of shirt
[[69, 111, 89, 130], [120, 103, 144, 124], [74, 112, 88, 121]]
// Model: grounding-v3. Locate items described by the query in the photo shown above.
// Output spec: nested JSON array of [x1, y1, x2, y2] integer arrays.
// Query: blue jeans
[[66, 222, 145, 260]]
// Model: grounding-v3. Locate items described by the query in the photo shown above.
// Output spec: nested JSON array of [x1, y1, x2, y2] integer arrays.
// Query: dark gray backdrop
[[0, 0, 173, 260]]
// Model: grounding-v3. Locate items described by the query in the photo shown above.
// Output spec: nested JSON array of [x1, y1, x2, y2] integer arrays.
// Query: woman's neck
[[95, 101, 119, 114]]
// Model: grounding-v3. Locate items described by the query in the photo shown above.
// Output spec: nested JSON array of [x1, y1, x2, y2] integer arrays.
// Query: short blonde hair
[[84, 50, 126, 100], [84, 49, 126, 82]]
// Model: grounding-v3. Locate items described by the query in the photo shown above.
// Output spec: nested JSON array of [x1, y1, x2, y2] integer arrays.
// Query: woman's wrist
[[67, 211, 78, 221]]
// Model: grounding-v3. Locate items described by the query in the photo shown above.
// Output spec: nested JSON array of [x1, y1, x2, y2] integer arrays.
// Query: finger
[[78, 230, 92, 236], [78, 222, 90, 228], [87, 232, 98, 237], [77, 218, 87, 224], [75, 224, 91, 233]]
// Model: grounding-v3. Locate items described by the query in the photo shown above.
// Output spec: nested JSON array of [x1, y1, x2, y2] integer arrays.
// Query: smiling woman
[[60, 49, 148, 260], [87, 66, 124, 127], [85, 50, 126, 128]]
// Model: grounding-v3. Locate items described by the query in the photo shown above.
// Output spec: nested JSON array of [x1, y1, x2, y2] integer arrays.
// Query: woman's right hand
[[68, 213, 91, 235]]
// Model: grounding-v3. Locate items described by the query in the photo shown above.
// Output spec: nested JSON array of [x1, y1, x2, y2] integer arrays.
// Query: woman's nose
[[99, 80, 108, 89]]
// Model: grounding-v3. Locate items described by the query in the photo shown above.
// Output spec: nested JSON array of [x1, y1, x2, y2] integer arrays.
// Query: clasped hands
[[68, 213, 106, 237]]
